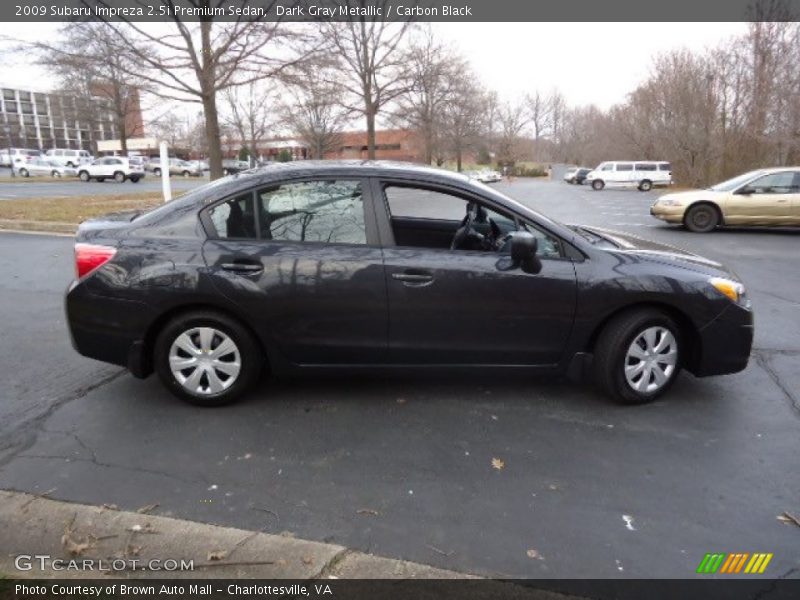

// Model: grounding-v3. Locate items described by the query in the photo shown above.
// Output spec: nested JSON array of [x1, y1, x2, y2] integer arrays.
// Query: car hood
[[579, 226, 738, 279]]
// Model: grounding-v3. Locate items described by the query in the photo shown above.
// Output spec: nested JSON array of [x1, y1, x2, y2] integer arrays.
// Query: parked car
[[222, 159, 251, 175], [45, 148, 93, 168], [651, 167, 800, 232], [78, 157, 145, 183], [16, 158, 78, 178], [148, 158, 203, 177], [585, 161, 672, 191], [186, 160, 209, 172], [0, 148, 41, 168], [564, 167, 591, 185], [65, 161, 752, 407]]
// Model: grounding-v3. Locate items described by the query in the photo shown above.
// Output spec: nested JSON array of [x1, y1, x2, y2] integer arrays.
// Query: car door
[[374, 180, 577, 366], [724, 170, 799, 225], [201, 177, 388, 365]]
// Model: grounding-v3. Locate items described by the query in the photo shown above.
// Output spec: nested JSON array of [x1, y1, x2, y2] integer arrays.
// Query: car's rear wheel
[[19, 168, 29, 177], [130, 176, 140, 183], [594, 308, 681, 404], [113, 171, 126, 183], [79, 171, 90, 182], [154, 311, 262, 406], [51, 170, 61, 178], [639, 179, 653, 191], [592, 179, 605, 191], [684, 203, 719, 233], [182, 170, 190, 177], [153, 168, 161, 176]]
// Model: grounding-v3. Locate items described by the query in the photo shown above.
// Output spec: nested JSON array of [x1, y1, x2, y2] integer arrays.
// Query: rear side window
[[658, 163, 672, 171], [617, 163, 634, 171], [208, 193, 257, 239], [258, 180, 366, 245], [635, 163, 657, 171]]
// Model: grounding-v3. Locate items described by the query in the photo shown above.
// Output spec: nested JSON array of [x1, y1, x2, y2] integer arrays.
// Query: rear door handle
[[221, 261, 263, 274], [392, 270, 434, 285]]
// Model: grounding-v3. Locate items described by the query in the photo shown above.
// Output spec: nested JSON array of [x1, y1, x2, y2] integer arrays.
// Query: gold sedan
[[651, 168, 800, 232]]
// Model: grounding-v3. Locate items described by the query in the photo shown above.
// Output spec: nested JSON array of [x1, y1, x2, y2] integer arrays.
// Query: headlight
[[709, 277, 750, 308], [657, 197, 682, 206]]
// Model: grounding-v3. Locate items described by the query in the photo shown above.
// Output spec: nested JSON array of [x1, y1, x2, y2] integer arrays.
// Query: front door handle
[[392, 270, 434, 286], [221, 261, 263, 274]]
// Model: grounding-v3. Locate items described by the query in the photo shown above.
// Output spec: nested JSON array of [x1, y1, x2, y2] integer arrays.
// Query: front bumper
[[650, 204, 685, 224], [692, 303, 754, 377]]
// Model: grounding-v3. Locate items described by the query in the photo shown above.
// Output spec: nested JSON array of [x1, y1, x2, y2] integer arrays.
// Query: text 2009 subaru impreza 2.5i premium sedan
[[65, 161, 754, 406]]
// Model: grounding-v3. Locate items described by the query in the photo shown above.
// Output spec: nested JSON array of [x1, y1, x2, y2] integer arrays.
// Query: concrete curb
[[0, 490, 475, 580]]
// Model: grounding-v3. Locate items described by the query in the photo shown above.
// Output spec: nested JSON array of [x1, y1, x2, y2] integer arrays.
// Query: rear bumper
[[692, 304, 754, 377], [65, 280, 155, 377]]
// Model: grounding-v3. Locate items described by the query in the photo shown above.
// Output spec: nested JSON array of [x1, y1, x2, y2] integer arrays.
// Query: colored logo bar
[[697, 553, 773, 574]]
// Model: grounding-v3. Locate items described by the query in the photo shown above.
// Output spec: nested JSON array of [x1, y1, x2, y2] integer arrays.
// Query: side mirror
[[509, 231, 542, 274], [735, 186, 754, 195]]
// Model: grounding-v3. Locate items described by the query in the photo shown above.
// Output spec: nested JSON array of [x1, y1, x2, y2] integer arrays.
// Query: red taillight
[[75, 243, 116, 279]]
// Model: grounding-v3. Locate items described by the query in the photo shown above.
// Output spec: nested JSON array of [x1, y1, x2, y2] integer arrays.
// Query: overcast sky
[[1, 21, 748, 117]]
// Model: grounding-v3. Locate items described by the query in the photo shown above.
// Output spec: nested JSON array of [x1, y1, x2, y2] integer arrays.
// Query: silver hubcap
[[169, 327, 241, 395], [624, 326, 678, 393]]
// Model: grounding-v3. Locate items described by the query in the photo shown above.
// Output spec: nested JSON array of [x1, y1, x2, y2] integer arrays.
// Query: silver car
[[16, 158, 78, 178]]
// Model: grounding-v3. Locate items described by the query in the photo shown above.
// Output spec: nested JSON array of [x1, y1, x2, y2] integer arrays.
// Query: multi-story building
[[0, 83, 143, 153]]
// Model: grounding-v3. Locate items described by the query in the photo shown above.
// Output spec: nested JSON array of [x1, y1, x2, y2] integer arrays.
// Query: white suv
[[78, 157, 145, 183], [46, 148, 94, 168], [585, 161, 673, 191]]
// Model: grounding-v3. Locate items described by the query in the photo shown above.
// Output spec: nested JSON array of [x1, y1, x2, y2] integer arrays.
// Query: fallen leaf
[[777, 512, 800, 527], [526, 549, 544, 560], [126, 544, 141, 557], [548, 484, 559, 491], [136, 503, 158, 514], [61, 534, 91, 557], [356, 509, 379, 516], [302, 555, 313, 565], [491, 457, 505, 470], [207, 550, 227, 561], [101, 503, 118, 511], [280, 530, 295, 538]]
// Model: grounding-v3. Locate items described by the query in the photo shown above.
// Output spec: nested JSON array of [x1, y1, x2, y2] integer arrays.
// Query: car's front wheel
[[684, 203, 719, 233], [154, 311, 262, 406], [79, 171, 90, 182], [593, 308, 681, 404], [592, 179, 605, 190]]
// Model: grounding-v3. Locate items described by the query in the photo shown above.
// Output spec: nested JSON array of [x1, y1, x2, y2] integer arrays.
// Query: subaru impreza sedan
[[66, 161, 753, 406]]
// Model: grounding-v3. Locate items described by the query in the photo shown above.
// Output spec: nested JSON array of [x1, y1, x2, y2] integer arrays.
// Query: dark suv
[[66, 161, 753, 406]]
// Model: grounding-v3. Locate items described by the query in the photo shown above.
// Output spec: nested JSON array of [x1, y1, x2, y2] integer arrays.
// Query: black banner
[[2, 579, 800, 600], [2, 0, 800, 23]]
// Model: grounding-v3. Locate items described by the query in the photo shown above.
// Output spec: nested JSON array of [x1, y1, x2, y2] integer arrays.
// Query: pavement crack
[[0, 369, 126, 470], [752, 350, 800, 417], [750, 566, 799, 600]]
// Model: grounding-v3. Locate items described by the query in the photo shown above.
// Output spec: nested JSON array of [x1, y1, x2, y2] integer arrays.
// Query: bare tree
[[222, 82, 277, 162], [440, 79, 488, 171], [87, 0, 313, 178], [496, 100, 529, 166], [325, 2, 413, 159], [393, 26, 467, 164], [282, 64, 350, 159], [30, 22, 144, 154]]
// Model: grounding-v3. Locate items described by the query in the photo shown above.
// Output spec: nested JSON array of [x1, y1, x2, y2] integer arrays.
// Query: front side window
[[600, 163, 614, 171], [258, 180, 366, 245], [745, 171, 798, 194]]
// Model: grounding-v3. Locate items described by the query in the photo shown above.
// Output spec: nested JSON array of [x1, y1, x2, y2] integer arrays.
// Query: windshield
[[710, 170, 765, 192]]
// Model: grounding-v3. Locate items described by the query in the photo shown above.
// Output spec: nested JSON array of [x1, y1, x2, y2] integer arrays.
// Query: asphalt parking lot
[[0, 167, 208, 198], [0, 177, 798, 580]]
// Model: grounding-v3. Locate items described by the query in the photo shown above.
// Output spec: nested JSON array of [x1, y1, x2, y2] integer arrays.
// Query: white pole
[[159, 141, 171, 203]]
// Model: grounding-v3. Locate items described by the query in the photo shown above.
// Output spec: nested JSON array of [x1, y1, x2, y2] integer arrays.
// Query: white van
[[45, 148, 94, 168], [585, 161, 673, 191], [0, 148, 41, 168]]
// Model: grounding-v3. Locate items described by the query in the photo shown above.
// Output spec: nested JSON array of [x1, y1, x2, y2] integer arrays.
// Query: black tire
[[593, 308, 682, 405], [130, 176, 140, 183], [592, 179, 605, 191], [113, 171, 126, 183], [182, 170, 190, 177], [639, 179, 653, 192], [66, 162, 75, 168], [153, 167, 161, 176], [79, 171, 90, 182], [684, 203, 720, 233], [97, 177, 105, 182], [19, 168, 29, 177], [154, 310, 262, 407]]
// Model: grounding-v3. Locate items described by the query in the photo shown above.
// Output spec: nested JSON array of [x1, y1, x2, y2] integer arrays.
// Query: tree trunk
[[366, 106, 376, 160], [203, 91, 224, 179], [456, 144, 463, 172]]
